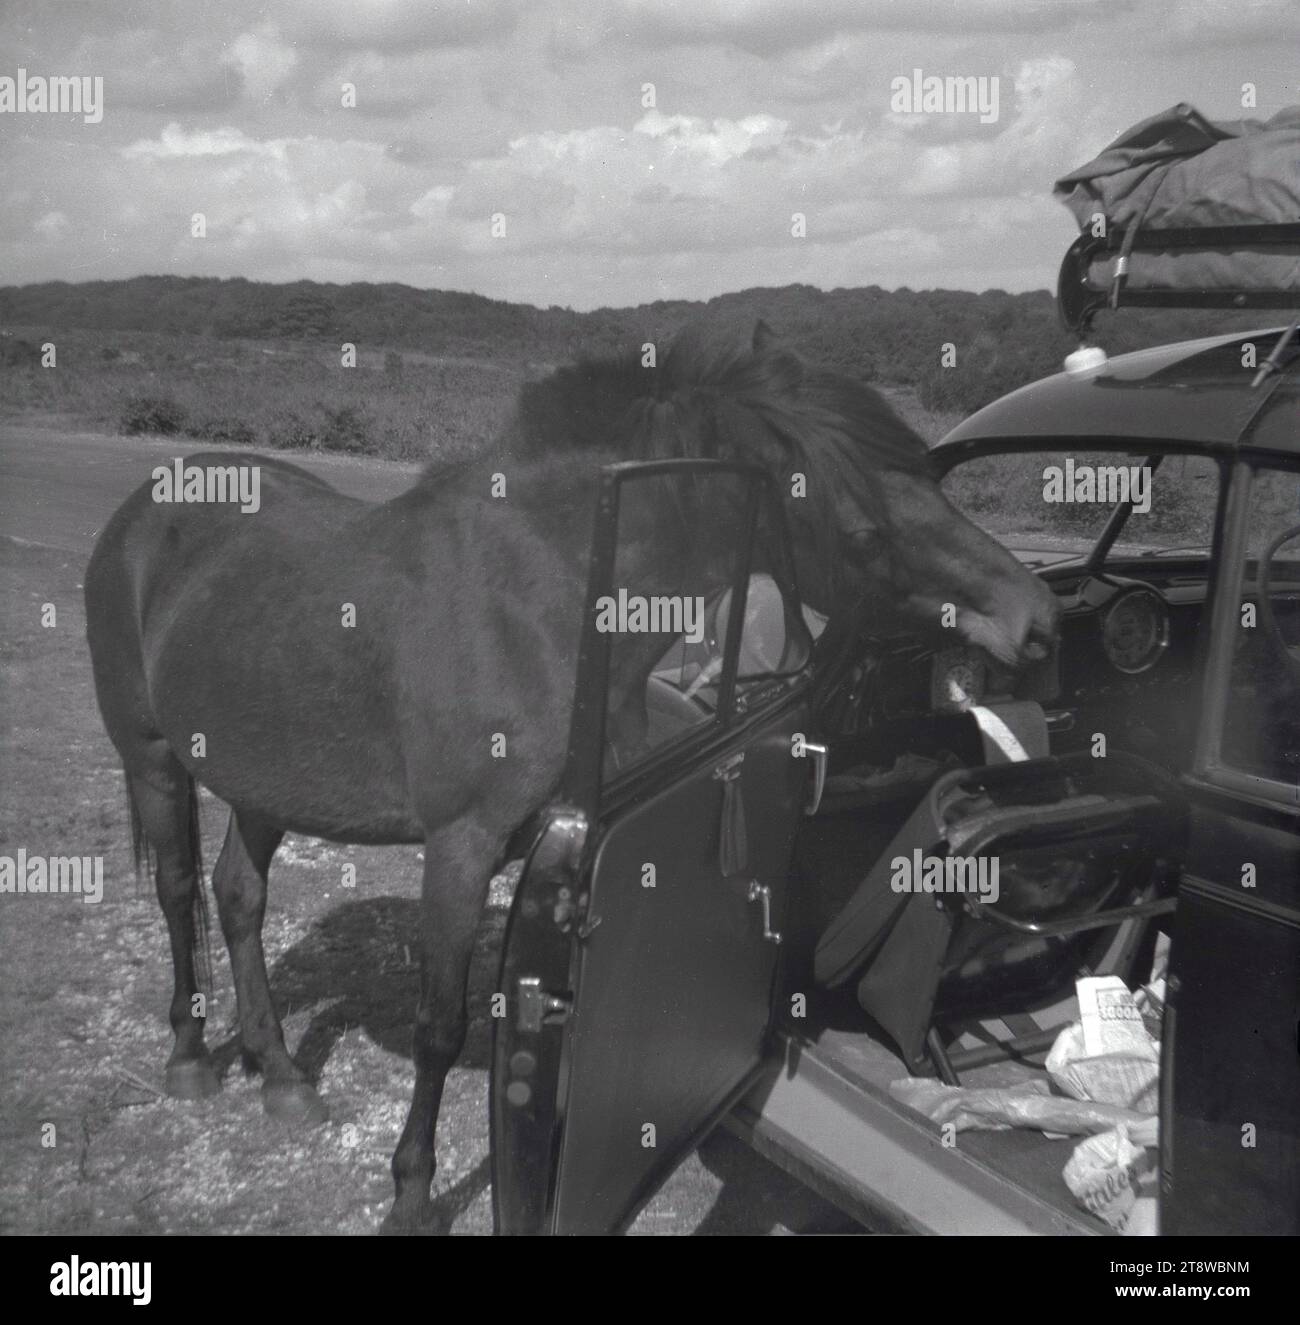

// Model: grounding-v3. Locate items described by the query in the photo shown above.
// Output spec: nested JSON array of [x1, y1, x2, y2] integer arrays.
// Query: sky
[[1, 0, 1297, 311]]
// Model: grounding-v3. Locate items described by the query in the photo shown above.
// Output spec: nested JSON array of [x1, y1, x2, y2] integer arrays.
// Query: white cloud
[[228, 27, 300, 101], [121, 123, 289, 160], [633, 109, 788, 163], [33, 211, 71, 241]]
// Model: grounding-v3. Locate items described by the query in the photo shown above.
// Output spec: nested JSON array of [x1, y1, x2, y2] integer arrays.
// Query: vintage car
[[486, 308, 1300, 1236]]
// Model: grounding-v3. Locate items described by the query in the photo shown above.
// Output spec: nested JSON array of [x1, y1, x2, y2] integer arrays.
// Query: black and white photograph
[[0, 0, 1296, 1278]]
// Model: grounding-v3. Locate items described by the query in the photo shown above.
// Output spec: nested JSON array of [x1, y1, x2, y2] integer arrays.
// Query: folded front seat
[[813, 751, 1185, 1078]]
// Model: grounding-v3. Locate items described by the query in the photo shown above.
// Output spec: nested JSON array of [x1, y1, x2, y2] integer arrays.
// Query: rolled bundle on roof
[[1054, 103, 1300, 327]]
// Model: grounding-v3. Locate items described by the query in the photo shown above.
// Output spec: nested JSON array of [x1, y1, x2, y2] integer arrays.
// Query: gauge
[[931, 647, 988, 711], [1100, 586, 1169, 674]]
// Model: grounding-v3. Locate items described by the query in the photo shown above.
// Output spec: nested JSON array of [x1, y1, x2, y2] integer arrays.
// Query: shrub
[[119, 393, 188, 435], [319, 405, 374, 454], [267, 413, 320, 451], [0, 336, 42, 367]]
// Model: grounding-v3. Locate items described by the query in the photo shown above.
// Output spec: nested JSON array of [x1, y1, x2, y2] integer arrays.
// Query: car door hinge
[[517, 976, 572, 1033]]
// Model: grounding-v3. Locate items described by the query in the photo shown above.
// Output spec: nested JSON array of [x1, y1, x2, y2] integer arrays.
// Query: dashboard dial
[[1101, 587, 1169, 674], [931, 647, 988, 711]]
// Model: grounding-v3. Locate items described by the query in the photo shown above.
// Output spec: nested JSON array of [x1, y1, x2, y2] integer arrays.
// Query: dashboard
[[849, 557, 1212, 772]]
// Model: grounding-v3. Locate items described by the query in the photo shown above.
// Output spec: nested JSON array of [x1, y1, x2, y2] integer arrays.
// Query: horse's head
[[657, 319, 1061, 669]]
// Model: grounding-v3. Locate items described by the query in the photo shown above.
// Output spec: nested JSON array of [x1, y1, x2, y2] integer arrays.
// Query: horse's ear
[[752, 319, 777, 353]]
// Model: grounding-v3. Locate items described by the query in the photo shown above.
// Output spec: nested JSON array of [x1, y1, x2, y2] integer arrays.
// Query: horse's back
[[84, 453, 400, 814], [89, 452, 370, 597]]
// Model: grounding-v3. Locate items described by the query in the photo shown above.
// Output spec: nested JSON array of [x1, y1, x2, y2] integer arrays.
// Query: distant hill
[[0, 274, 1274, 415]]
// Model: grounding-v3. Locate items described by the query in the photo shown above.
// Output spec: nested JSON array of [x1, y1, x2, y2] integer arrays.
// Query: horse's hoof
[[165, 1058, 221, 1100], [262, 1081, 329, 1125]]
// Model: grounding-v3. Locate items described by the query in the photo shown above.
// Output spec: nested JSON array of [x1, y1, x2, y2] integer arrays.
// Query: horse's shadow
[[227, 895, 508, 1077]]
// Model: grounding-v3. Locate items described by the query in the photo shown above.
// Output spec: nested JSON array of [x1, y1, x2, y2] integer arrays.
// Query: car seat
[[813, 750, 1185, 1082]]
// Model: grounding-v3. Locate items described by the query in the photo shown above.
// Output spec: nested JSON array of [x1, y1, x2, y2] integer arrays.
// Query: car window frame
[[563, 458, 814, 820], [1190, 452, 1300, 814], [933, 436, 1230, 567]]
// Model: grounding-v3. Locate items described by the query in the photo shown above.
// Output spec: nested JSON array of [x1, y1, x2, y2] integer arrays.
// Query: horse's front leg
[[384, 815, 495, 1234]]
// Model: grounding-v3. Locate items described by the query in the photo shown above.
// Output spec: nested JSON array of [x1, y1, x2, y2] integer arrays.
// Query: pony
[[84, 320, 1058, 1231]]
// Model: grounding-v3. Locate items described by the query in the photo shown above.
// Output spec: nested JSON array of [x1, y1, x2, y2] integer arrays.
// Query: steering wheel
[[1258, 521, 1300, 684]]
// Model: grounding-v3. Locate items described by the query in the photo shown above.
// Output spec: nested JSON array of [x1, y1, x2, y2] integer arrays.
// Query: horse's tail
[[126, 770, 213, 992]]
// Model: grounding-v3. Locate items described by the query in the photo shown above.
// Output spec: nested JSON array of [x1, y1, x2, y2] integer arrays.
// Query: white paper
[[1078, 975, 1157, 1059]]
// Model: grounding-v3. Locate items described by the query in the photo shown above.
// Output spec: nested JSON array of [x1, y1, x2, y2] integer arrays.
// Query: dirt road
[[0, 425, 424, 554]]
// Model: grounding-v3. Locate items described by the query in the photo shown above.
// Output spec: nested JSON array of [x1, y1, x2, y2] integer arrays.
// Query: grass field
[[0, 325, 960, 461], [0, 327, 531, 464]]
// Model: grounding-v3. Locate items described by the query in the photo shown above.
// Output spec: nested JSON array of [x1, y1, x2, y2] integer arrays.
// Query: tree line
[[0, 275, 1270, 415]]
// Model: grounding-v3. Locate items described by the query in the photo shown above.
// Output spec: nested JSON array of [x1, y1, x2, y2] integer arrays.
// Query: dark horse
[[84, 320, 1058, 1231]]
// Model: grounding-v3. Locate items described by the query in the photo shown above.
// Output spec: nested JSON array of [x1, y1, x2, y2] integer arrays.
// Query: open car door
[[491, 460, 822, 1234]]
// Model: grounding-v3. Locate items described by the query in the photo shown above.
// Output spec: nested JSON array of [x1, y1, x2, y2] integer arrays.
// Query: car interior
[[633, 443, 1300, 1229]]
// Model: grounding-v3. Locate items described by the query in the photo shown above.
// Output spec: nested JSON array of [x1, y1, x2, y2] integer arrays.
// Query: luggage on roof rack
[[1054, 103, 1300, 336]]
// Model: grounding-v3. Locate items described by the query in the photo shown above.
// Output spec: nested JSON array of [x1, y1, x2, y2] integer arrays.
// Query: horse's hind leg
[[210, 810, 328, 1126], [128, 758, 219, 1100], [384, 815, 495, 1233]]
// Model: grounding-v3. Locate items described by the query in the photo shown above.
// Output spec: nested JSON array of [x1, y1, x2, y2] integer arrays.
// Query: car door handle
[[803, 741, 828, 815]]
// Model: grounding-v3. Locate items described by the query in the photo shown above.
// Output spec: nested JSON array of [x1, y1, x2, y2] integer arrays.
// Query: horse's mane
[[509, 320, 934, 485], [491, 321, 935, 601], [412, 320, 936, 603]]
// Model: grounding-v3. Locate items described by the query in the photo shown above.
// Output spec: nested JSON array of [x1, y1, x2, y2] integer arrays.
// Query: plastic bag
[[1124, 1197, 1159, 1237], [1046, 976, 1160, 1113], [1063, 1122, 1159, 1232], [889, 1076, 1153, 1137]]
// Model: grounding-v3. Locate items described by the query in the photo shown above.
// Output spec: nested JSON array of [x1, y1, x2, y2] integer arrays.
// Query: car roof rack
[[1056, 221, 1300, 338]]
